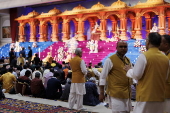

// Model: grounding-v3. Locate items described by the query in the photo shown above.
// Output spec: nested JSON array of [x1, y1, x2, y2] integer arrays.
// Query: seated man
[[17, 70, 31, 95], [46, 71, 62, 99], [43, 68, 54, 88], [32, 66, 42, 79], [31, 72, 45, 98], [83, 77, 100, 106], [0, 68, 16, 93], [0, 85, 5, 100], [60, 72, 72, 101]]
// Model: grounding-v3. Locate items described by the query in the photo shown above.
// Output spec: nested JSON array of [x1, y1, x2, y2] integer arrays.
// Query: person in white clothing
[[99, 41, 132, 113], [68, 48, 87, 111], [124, 32, 169, 113], [159, 34, 170, 113], [32, 66, 42, 79]]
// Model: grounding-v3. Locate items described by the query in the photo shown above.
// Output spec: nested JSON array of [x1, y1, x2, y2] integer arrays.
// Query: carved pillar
[[100, 19, 107, 40], [158, 7, 166, 35], [134, 11, 142, 39], [131, 19, 135, 39], [44, 24, 48, 41], [120, 11, 127, 40], [62, 17, 70, 41], [111, 20, 117, 34], [39, 20, 46, 42], [18, 22, 25, 42], [29, 19, 36, 42], [75, 21, 78, 33], [77, 19, 85, 41], [51, 18, 59, 41], [145, 18, 152, 36]]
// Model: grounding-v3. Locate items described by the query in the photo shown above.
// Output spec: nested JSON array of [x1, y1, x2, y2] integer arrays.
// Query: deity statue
[[91, 22, 101, 41], [150, 23, 158, 32], [94, 40, 98, 53], [43, 52, 53, 64], [15, 41, 21, 52], [65, 37, 78, 58], [10, 43, 15, 50], [57, 47, 64, 62], [86, 40, 95, 53], [32, 42, 37, 48]]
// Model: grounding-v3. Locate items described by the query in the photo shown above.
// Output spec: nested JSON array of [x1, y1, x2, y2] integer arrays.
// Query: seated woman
[[83, 77, 100, 106]]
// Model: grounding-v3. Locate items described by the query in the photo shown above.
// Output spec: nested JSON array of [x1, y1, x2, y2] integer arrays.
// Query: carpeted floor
[[0, 98, 93, 113]]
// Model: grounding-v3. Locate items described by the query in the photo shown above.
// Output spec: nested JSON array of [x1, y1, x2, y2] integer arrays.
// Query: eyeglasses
[[119, 46, 127, 48]]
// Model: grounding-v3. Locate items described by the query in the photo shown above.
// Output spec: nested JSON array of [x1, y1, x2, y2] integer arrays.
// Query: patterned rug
[[0, 98, 93, 113]]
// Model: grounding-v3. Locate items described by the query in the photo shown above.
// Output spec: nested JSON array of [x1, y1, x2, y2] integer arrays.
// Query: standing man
[[34, 54, 40, 66], [19, 47, 26, 58], [9, 48, 15, 64], [159, 34, 170, 113], [99, 40, 132, 113], [124, 32, 169, 113], [68, 48, 87, 111], [28, 46, 32, 64]]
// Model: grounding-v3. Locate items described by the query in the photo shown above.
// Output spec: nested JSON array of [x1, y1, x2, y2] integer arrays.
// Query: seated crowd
[[0, 56, 107, 106]]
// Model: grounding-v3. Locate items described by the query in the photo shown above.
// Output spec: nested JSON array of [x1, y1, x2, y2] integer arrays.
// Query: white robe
[[99, 57, 132, 112], [127, 54, 169, 113]]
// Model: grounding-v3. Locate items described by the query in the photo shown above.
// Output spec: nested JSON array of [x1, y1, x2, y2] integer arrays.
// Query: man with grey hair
[[68, 48, 87, 111]]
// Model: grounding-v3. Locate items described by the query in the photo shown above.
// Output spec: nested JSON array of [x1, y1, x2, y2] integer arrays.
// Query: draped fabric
[[10, 8, 18, 42]]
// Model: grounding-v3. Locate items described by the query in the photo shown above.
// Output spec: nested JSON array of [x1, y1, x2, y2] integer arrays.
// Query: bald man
[[68, 48, 87, 111], [99, 41, 132, 113]]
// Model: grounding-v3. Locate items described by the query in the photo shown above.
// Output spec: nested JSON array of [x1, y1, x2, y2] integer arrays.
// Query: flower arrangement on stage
[[32, 42, 37, 48], [134, 40, 141, 47], [139, 45, 147, 53]]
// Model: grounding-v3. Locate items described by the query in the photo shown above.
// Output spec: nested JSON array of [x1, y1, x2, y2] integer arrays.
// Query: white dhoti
[[164, 99, 170, 113], [133, 101, 165, 113], [108, 96, 132, 113], [68, 83, 86, 110]]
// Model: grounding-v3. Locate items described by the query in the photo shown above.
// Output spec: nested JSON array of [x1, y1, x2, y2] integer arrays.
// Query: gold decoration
[[133, 0, 167, 8], [91, 2, 105, 10], [111, 0, 128, 9], [28, 10, 39, 17], [48, 7, 61, 14], [15, 11, 39, 20], [36, 8, 61, 18], [72, 4, 86, 11]]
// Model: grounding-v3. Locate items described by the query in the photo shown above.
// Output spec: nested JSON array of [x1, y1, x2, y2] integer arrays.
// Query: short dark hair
[[23, 65, 28, 69], [8, 68, 13, 72], [35, 72, 40, 78], [54, 71, 60, 78], [35, 54, 38, 57], [35, 65, 40, 70], [163, 35, 170, 45], [148, 32, 161, 47], [50, 68, 54, 72], [25, 70, 31, 77]]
